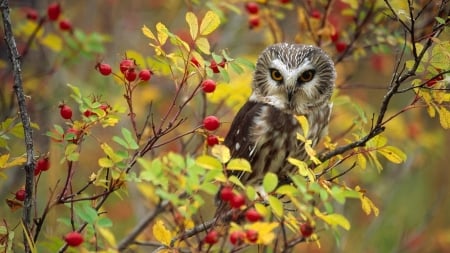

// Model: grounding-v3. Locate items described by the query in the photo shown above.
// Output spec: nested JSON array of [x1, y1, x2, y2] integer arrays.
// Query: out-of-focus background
[[1, 0, 449, 252]]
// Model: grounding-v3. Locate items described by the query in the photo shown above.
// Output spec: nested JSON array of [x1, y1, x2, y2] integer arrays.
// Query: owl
[[224, 43, 336, 185]]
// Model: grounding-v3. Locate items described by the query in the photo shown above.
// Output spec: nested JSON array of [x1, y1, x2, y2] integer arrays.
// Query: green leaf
[[97, 217, 113, 228], [377, 145, 407, 164], [263, 172, 278, 193], [186, 12, 199, 39], [65, 143, 79, 161], [235, 57, 255, 70], [275, 185, 298, 196], [199, 11, 221, 36], [229, 61, 244, 74], [196, 155, 222, 170], [227, 158, 251, 172], [268, 196, 283, 217], [77, 203, 98, 224]]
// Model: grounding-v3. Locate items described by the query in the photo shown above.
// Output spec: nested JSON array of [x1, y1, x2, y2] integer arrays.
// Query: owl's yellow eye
[[270, 69, 283, 81], [298, 70, 315, 83]]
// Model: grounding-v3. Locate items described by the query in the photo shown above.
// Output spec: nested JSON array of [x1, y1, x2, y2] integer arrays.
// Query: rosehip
[[99, 104, 110, 112], [335, 41, 347, 53], [203, 116, 220, 131], [47, 2, 61, 21], [245, 208, 262, 222], [26, 9, 39, 21], [245, 2, 259, 14], [138, 69, 152, 81], [209, 60, 220, 74], [220, 186, 234, 201], [300, 223, 314, 237], [245, 229, 258, 243], [190, 57, 200, 67], [279, 0, 290, 3], [311, 10, 321, 19], [229, 231, 245, 245], [83, 110, 95, 117], [230, 193, 246, 209], [64, 231, 84, 247], [36, 157, 50, 172], [59, 19, 72, 31], [249, 16, 260, 29], [59, 104, 72, 120], [204, 230, 219, 245], [202, 79, 216, 93], [15, 189, 26, 201], [330, 31, 339, 42], [97, 63, 112, 76], [119, 59, 135, 74], [206, 135, 219, 146], [125, 70, 137, 82]]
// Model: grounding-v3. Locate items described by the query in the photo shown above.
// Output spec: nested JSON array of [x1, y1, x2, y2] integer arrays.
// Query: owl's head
[[250, 43, 336, 115]]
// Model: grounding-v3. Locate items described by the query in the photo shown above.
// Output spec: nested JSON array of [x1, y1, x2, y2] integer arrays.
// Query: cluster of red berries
[[244, 1, 290, 29], [190, 57, 227, 74], [426, 74, 444, 87], [96, 59, 153, 82], [203, 228, 259, 246], [25, 3, 73, 32], [203, 115, 220, 147]]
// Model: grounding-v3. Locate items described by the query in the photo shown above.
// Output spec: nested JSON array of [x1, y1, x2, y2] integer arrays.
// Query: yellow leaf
[[195, 37, 210, 55], [438, 107, 450, 129], [100, 143, 123, 163], [227, 158, 251, 172], [377, 146, 407, 164], [199, 11, 220, 36], [39, 33, 62, 52], [244, 222, 278, 245], [356, 153, 367, 170], [125, 50, 146, 69], [152, 220, 172, 246], [185, 12, 198, 39], [360, 194, 380, 217], [211, 144, 231, 163], [142, 25, 156, 41], [156, 22, 169, 45], [98, 227, 117, 247], [196, 155, 222, 170], [268, 195, 283, 217], [287, 157, 315, 182], [0, 154, 9, 168], [368, 135, 387, 148], [296, 115, 309, 137], [314, 208, 350, 230]]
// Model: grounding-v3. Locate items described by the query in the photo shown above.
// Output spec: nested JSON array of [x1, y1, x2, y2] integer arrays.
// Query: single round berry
[[64, 231, 84, 247], [311, 10, 321, 19], [204, 230, 219, 245], [47, 2, 61, 21], [83, 110, 95, 117], [138, 69, 152, 81], [203, 116, 220, 131], [245, 208, 262, 222], [220, 186, 234, 202], [245, 2, 259, 14], [125, 70, 137, 82], [190, 57, 200, 67], [206, 135, 219, 146], [97, 63, 112, 76], [279, 0, 290, 3], [59, 104, 73, 120], [335, 41, 347, 53], [245, 229, 258, 243], [119, 59, 135, 74], [36, 157, 50, 172], [209, 60, 220, 74], [202, 79, 216, 93], [230, 193, 246, 209], [249, 16, 260, 29], [15, 189, 26, 201], [229, 231, 245, 245], [330, 31, 339, 42], [26, 9, 39, 21], [99, 104, 110, 112], [300, 223, 314, 237], [59, 19, 72, 31]]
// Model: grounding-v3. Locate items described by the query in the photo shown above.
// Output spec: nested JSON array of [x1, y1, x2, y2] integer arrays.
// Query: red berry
[[206, 135, 219, 146], [59, 19, 72, 31], [36, 157, 50, 172], [26, 9, 39, 21], [47, 2, 61, 21], [202, 79, 216, 93], [229, 231, 245, 245], [335, 41, 347, 53], [230, 193, 246, 209], [125, 70, 137, 82], [138, 69, 152, 81], [300, 223, 314, 237], [209, 60, 220, 74], [64, 231, 84, 247], [97, 63, 112, 76], [330, 31, 339, 42], [204, 230, 219, 245], [220, 186, 234, 201], [190, 57, 200, 67], [245, 2, 259, 14], [245, 229, 258, 243], [245, 208, 262, 222], [99, 104, 110, 112], [83, 110, 95, 117], [311, 10, 321, 19], [119, 59, 135, 74], [249, 16, 260, 29], [15, 189, 26, 201], [59, 104, 72, 120], [279, 0, 290, 3], [218, 59, 227, 68], [203, 116, 220, 131]]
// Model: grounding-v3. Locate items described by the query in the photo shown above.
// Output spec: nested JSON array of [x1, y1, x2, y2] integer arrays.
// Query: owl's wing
[[223, 101, 262, 162]]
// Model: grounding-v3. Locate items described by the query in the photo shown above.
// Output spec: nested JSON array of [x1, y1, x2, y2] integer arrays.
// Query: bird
[[223, 43, 336, 185]]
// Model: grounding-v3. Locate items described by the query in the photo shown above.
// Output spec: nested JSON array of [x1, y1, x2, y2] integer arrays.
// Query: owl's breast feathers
[[224, 100, 331, 184]]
